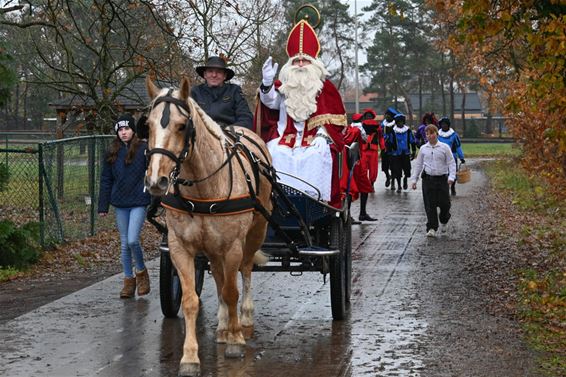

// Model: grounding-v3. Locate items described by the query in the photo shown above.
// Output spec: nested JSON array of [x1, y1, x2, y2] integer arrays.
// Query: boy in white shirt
[[410, 124, 456, 237]]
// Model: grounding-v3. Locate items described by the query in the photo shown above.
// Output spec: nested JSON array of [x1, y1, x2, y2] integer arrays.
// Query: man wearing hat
[[191, 56, 253, 129], [381, 107, 399, 189], [255, 20, 347, 207]]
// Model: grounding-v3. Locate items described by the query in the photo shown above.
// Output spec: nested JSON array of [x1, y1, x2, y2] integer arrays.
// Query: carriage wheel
[[159, 248, 182, 318], [329, 217, 347, 320], [344, 215, 352, 305]]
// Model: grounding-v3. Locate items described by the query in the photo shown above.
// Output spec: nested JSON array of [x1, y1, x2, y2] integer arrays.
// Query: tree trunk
[[460, 88, 467, 136], [485, 92, 494, 134], [449, 79, 455, 123], [440, 55, 447, 115], [418, 75, 422, 122]]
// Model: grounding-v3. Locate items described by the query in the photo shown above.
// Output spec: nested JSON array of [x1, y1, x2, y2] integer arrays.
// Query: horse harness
[[146, 90, 276, 217]]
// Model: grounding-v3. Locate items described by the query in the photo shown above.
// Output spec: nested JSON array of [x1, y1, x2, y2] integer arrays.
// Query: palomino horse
[[144, 76, 273, 377]]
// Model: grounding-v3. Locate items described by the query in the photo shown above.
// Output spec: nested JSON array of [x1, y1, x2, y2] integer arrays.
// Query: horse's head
[[144, 76, 195, 196]]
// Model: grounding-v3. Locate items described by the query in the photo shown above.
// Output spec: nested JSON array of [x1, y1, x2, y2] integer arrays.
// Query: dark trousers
[[390, 154, 411, 179], [381, 152, 391, 174], [421, 173, 451, 231]]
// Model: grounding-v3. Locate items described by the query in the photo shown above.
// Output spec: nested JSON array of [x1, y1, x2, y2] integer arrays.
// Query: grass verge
[[464, 142, 522, 157], [0, 266, 22, 282], [485, 159, 565, 376]]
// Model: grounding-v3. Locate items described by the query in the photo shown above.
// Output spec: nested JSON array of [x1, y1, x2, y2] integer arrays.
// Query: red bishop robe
[[254, 79, 347, 208]]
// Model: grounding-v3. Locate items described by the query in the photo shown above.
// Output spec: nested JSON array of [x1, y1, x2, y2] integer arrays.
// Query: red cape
[[254, 79, 346, 149], [254, 79, 347, 207]]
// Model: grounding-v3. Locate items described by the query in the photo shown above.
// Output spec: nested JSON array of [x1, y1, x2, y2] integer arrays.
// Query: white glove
[[262, 56, 279, 86]]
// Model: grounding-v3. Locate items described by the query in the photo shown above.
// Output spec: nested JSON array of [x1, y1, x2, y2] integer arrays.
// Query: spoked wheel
[[344, 215, 352, 305], [159, 239, 182, 318], [329, 217, 347, 320]]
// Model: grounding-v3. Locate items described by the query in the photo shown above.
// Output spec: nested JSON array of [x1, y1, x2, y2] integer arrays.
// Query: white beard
[[279, 59, 326, 122]]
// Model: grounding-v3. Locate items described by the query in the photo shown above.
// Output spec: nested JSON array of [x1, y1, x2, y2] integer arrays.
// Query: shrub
[[0, 163, 9, 191], [0, 221, 41, 268], [465, 121, 481, 138]]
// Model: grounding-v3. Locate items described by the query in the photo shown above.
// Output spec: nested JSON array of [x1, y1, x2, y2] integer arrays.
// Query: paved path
[[0, 162, 539, 377]]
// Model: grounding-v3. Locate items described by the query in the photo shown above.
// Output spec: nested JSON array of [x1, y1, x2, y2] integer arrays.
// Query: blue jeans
[[115, 206, 147, 278]]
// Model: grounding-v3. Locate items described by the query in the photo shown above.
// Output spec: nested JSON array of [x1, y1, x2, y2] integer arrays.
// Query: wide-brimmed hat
[[195, 56, 235, 81]]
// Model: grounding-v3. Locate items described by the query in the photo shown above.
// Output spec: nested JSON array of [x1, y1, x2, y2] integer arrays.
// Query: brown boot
[[120, 277, 136, 299], [136, 268, 150, 296]]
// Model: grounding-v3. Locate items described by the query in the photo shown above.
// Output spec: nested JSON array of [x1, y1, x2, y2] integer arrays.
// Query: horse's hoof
[[242, 325, 254, 339], [178, 362, 200, 377], [225, 344, 245, 358], [216, 330, 228, 344]]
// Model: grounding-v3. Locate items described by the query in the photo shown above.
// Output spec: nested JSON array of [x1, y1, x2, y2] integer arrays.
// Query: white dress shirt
[[410, 141, 456, 183]]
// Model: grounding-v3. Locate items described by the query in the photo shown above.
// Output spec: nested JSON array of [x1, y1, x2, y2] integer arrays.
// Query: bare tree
[[153, 0, 282, 81], [1, 0, 186, 132]]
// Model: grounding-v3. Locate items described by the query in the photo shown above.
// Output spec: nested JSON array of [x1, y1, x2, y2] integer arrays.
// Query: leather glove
[[262, 56, 279, 86], [460, 158, 466, 164]]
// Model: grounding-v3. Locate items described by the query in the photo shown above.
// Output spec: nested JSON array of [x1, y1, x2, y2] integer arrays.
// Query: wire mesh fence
[[0, 135, 117, 248], [0, 148, 40, 228]]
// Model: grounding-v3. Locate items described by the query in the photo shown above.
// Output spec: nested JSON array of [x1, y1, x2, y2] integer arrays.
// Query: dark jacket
[[98, 141, 151, 212], [191, 83, 253, 129]]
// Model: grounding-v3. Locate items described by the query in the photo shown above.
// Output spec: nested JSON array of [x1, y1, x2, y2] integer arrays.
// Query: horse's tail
[[253, 250, 269, 266]]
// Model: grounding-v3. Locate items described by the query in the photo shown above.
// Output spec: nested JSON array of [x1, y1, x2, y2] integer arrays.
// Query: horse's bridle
[[146, 89, 197, 185], [146, 90, 243, 194]]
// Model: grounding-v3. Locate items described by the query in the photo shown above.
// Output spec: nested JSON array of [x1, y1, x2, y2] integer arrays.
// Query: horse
[[144, 76, 273, 377]]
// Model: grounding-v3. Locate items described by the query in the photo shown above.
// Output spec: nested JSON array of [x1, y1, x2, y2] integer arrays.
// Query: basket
[[456, 165, 471, 184]]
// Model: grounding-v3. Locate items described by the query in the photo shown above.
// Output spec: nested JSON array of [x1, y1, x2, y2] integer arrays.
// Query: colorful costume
[[386, 114, 416, 192], [362, 119, 385, 186], [340, 113, 377, 221], [380, 107, 399, 188], [438, 117, 465, 196], [254, 20, 347, 207], [415, 113, 438, 148]]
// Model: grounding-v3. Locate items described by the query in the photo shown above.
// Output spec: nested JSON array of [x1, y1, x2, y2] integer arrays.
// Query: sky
[[346, 0, 375, 65]]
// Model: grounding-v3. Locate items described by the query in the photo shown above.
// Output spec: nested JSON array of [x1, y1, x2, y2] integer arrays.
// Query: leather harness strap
[[161, 193, 256, 216]]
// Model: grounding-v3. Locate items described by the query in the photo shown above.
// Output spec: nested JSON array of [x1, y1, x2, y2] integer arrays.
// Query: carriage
[[149, 174, 355, 321], [143, 76, 357, 376]]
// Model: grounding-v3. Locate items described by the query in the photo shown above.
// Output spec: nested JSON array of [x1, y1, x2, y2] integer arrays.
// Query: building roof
[[343, 92, 483, 116], [407, 93, 482, 113]]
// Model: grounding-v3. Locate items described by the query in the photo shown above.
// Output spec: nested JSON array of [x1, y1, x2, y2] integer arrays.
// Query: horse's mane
[[149, 86, 224, 141], [186, 97, 224, 141]]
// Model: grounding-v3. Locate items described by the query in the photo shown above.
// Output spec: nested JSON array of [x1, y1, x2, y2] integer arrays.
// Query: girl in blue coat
[[438, 117, 465, 196], [98, 114, 151, 298]]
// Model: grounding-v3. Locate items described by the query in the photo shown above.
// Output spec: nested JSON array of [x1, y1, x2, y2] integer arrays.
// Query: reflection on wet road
[[1, 186, 433, 377]]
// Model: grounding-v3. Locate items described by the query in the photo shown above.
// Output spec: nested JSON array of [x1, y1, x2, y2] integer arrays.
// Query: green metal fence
[[0, 135, 116, 248]]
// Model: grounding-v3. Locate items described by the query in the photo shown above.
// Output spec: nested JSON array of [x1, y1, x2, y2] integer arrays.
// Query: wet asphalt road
[[0, 164, 528, 377]]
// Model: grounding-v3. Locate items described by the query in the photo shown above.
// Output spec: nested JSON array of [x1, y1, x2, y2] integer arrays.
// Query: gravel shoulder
[[412, 163, 542, 376]]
